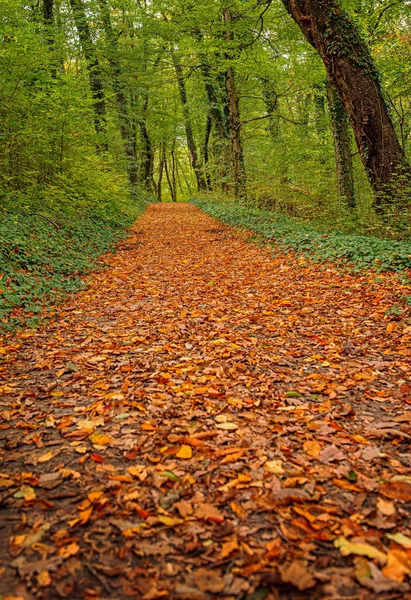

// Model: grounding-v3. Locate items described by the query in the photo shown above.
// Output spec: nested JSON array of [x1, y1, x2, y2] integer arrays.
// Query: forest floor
[[1, 203, 411, 600]]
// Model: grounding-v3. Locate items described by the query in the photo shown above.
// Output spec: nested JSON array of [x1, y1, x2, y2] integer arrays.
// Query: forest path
[[1, 203, 411, 600]]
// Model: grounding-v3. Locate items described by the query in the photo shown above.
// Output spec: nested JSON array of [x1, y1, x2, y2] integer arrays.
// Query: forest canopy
[[1, 0, 411, 247]]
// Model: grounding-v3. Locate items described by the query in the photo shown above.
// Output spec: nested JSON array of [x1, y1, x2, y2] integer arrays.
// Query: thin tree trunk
[[223, 8, 247, 200], [69, 0, 107, 150], [172, 51, 207, 192], [139, 96, 154, 191], [203, 110, 213, 190], [260, 79, 280, 140], [157, 145, 165, 202], [326, 77, 356, 208], [282, 0, 411, 210], [164, 150, 177, 202], [97, 0, 140, 182]]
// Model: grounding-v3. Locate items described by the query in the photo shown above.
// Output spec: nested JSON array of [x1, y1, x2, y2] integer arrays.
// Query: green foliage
[[0, 168, 146, 330], [193, 199, 411, 272]]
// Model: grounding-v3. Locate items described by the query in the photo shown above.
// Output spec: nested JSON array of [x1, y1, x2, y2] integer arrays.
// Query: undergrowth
[[193, 199, 411, 273], [0, 174, 150, 331]]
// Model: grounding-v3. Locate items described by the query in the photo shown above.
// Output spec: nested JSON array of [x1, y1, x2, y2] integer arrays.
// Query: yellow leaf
[[386, 322, 398, 333], [176, 444, 192, 459], [157, 515, 182, 527], [88, 432, 111, 447], [334, 536, 386, 563], [127, 466, 148, 481], [386, 533, 411, 549], [264, 460, 284, 474]]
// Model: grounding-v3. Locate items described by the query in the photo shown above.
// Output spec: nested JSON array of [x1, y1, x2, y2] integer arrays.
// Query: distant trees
[[1, 0, 410, 228]]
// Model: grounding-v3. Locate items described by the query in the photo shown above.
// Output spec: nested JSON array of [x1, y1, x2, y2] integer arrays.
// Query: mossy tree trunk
[[282, 0, 411, 211], [326, 77, 356, 208], [69, 0, 107, 150], [223, 8, 247, 201]]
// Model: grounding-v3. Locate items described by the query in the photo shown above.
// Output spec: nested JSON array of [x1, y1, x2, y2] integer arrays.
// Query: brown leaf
[[279, 560, 316, 590], [271, 488, 311, 505], [193, 568, 225, 593], [379, 481, 411, 502]]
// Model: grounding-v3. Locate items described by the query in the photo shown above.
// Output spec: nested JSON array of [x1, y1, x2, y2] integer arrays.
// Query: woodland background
[[1, 0, 411, 326]]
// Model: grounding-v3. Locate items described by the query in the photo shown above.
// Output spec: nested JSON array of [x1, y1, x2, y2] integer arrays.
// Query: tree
[[326, 77, 356, 208], [281, 0, 411, 209], [69, 0, 107, 149]]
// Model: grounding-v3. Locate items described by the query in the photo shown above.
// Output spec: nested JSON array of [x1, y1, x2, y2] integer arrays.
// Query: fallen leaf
[[195, 502, 224, 523], [193, 568, 225, 593], [334, 536, 386, 563], [88, 432, 111, 447], [379, 481, 411, 502], [176, 444, 192, 459], [386, 533, 411, 549], [264, 460, 285, 474], [215, 422, 238, 431], [279, 560, 316, 590]]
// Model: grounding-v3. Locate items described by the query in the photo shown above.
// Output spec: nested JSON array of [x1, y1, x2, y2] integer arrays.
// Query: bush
[[193, 199, 411, 272], [0, 167, 149, 330]]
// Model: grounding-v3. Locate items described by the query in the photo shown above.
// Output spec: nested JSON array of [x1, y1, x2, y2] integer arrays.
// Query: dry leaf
[[279, 560, 316, 590], [176, 444, 192, 459], [334, 536, 386, 563]]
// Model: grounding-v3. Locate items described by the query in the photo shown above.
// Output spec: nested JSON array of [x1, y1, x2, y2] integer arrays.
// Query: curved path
[[1, 203, 411, 599]]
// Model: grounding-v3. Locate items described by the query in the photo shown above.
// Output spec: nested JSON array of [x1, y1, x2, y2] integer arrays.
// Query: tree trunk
[[157, 145, 165, 202], [260, 79, 280, 140], [223, 8, 247, 201], [164, 149, 177, 202], [98, 0, 139, 181], [172, 52, 207, 192], [203, 110, 213, 190], [281, 0, 410, 210], [139, 96, 154, 192], [326, 77, 356, 208], [69, 0, 107, 150]]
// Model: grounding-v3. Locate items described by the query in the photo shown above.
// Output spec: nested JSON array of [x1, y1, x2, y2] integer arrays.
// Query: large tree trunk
[[281, 0, 410, 210], [172, 52, 207, 192], [223, 8, 247, 201], [69, 0, 107, 150], [326, 77, 356, 209]]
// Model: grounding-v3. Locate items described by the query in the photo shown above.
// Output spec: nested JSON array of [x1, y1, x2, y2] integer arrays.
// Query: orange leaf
[[176, 444, 192, 459]]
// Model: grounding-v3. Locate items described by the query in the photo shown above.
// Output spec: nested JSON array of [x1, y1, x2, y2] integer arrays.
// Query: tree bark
[[69, 0, 107, 150], [97, 0, 141, 181], [139, 96, 154, 191], [281, 0, 410, 209], [157, 145, 165, 202], [326, 77, 356, 208], [223, 8, 247, 200], [172, 52, 207, 192]]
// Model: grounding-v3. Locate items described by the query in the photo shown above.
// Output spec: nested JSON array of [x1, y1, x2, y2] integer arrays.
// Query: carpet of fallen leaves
[[1, 203, 411, 600]]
